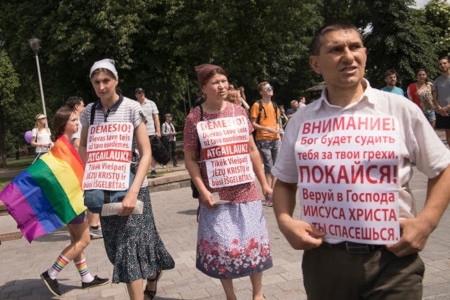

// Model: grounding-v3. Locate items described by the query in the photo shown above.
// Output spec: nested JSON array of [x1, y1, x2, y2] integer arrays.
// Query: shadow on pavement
[[177, 209, 197, 216]]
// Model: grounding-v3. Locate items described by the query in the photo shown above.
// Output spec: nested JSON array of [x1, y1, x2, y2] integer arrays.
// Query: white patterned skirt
[[196, 200, 273, 279]]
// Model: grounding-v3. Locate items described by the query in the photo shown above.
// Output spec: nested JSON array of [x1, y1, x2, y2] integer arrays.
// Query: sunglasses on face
[[265, 85, 273, 91]]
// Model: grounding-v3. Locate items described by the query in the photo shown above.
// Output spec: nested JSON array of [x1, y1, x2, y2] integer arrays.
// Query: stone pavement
[[1, 134, 450, 299]]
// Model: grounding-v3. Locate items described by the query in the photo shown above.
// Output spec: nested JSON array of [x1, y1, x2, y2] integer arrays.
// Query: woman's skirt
[[196, 200, 273, 279], [101, 187, 175, 283]]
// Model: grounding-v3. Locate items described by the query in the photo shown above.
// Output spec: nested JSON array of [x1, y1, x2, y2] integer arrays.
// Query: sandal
[[144, 270, 162, 300]]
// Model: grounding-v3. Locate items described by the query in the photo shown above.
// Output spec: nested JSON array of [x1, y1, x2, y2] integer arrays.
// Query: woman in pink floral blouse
[[184, 64, 273, 300]]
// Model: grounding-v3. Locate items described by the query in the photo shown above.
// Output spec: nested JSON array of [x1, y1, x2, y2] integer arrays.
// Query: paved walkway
[[1, 132, 450, 299]]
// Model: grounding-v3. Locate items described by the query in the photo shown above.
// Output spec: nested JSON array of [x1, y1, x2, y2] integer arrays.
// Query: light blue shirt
[[381, 86, 405, 96]]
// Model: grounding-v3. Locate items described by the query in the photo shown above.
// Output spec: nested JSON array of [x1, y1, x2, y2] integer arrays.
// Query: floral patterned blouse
[[184, 101, 260, 203]]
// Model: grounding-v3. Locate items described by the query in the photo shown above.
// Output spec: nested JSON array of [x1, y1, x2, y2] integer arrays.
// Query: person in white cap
[[31, 113, 53, 160], [79, 58, 174, 300]]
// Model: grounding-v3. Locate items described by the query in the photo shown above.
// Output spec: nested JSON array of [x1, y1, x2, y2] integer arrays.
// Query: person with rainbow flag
[[0, 106, 109, 296]]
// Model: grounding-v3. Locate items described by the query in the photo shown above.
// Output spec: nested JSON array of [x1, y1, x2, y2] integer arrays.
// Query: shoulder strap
[[256, 100, 278, 124], [195, 105, 204, 159], [256, 100, 263, 124], [90, 101, 99, 125], [272, 101, 279, 119], [199, 104, 204, 121], [272, 101, 278, 113]]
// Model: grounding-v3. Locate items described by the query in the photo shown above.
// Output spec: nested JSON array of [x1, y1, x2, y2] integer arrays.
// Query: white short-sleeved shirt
[[272, 79, 450, 221], [32, 128, 52, 154], [71, 124, 82, 141], [139, 98, 159, 136], [80, 96, 148, 187]]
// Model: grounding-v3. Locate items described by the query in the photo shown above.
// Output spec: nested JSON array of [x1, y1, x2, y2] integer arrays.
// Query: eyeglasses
[[265, 85, 273, 91]]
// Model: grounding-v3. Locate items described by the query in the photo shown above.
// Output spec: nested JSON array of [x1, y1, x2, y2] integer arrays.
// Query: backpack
[[253, 100, 279, 137]]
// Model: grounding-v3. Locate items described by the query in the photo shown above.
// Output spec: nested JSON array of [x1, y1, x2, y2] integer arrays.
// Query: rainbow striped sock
[[75, 259, 94, 283], [48, 254, 69, 279]]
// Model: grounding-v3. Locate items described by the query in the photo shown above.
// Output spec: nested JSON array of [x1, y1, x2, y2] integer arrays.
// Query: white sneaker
[[89, 227, 103, 239]]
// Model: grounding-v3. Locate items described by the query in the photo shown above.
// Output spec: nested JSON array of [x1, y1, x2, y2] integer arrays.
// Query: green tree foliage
[[0, 0, 448, 164], [0, 50, 21, 166], [139, 0, 322, 104], [322, 0, 438, 88], [321, 0, 369, 28], [1, 0, 321, 117], [364, 0, 438, 88], [424, 0, 450, 59]]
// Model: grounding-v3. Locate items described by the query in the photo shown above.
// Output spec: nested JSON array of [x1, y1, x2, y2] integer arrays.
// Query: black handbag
[[191, 180, 200, 198], [151, 136, 170, 165]]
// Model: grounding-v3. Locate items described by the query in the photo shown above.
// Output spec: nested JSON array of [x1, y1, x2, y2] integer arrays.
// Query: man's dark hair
[[310, 22, 361, 55], [65, 96, 84, 109], [384, 69, 398, 78], [438, 56, 449, 64]]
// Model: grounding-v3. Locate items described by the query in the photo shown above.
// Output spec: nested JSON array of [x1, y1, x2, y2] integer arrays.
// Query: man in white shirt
[[272, 21, 450, 300], [161, 113, 178, 167], [135, 87, 161, 177]]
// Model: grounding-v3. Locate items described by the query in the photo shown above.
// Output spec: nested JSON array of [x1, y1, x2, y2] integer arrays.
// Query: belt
[[323, 241, 385, 254]]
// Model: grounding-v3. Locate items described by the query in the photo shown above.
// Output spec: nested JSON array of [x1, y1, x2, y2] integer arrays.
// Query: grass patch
[[1, 157, 34, 170], [0, 158, 33, 190], [0, 177, 13, 190]]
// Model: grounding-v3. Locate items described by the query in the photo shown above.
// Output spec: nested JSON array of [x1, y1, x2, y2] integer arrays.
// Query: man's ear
[[309, 56, 321, 74]]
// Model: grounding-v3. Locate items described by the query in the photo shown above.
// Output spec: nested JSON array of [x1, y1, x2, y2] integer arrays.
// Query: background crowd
[[1, 0, 449, 165]]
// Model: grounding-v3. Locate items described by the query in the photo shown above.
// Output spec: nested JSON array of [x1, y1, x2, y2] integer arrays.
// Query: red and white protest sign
[[296, 115, 400, 244], [197, 116, 255, 188], [83, 122, 133, 191]]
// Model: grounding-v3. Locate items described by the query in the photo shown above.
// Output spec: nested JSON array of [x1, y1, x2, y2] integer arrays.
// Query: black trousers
[[302, 244, 424, 300]]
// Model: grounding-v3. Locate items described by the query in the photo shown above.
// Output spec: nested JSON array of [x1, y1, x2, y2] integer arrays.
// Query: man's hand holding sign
[[271, 22, 450, 299]]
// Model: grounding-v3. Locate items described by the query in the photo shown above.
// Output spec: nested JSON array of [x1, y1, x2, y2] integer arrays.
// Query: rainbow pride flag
[[0, 135, 86, 242]]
